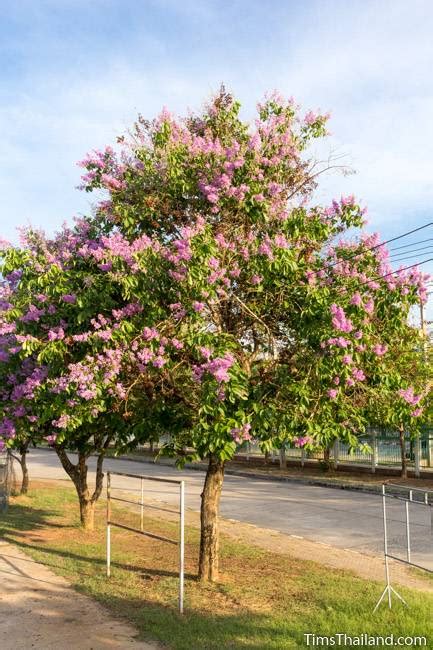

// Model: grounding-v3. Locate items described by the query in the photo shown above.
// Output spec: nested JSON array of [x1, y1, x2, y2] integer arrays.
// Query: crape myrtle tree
[[0, 264, 43, 494], [77, 89, 429, 580], [364, 324, 432, 478], [0, 223, 190, 529]]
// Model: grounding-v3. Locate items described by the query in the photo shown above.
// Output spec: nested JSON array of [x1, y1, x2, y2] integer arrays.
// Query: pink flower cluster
[[293, 435, 314, 448], [0, 417, 16, 439], [372, 344, 388, 356], [230, 423, 252, 444], [330, 304, 353, 333], [193, 351, 235, 384], [398, 387, 421, 406]]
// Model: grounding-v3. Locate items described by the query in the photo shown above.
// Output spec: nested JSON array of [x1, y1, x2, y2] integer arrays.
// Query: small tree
[[0, 222, 175, 528]]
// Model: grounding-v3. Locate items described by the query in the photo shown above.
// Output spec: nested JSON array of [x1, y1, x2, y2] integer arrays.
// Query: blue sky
[[1, 0, 433, 248]]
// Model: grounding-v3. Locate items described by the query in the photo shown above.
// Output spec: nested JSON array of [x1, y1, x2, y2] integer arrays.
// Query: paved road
[[25, 449, 433, 568]]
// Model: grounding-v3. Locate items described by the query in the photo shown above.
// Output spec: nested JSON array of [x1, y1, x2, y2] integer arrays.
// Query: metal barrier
[[0, 451, 13, 512], [106, 470, 185, 614], [374, 483, 433, 611]]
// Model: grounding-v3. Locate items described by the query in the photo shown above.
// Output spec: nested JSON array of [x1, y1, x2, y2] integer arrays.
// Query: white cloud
[[1, 0, 433, 243]]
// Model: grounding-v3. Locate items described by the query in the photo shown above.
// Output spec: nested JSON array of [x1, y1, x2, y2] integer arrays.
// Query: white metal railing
[[374, 483, 433, 611], [106, 470, 185, 614]]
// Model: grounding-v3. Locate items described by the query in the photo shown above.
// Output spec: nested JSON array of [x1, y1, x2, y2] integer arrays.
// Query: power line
[[325, 221, 433, 270], [387, 237, 433, 253], [388, 251, 433, 264], [389, 245, 433, 260]]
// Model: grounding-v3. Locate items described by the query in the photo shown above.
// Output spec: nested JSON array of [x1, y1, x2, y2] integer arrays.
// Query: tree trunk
[[198, 455, 225, 582], [79, 495, 95, 530], [55, 447, 106, 531], [279, 447, 286, 469], [399, 427, 408, 478], [11, 443, 30, 494], [20, 448, 29, 494], [322, 445, 335, 471]]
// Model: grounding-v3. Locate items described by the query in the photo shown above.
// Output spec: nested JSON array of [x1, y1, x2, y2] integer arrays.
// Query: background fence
[[147, 427, 433, 475]]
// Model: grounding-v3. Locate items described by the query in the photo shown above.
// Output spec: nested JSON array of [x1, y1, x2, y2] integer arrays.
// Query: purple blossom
[[373, 344, 388, 356], [142, 327, 159, 341], [231, 423, 253, 444], [330, 304, 353, 333], [20, 304, 45, 322], [98, 262, 113, 271], [52, 414, 71, 429], [350, 292, 363, 307], [364, 298, 374, 315], [398, 387, 421, 406], [0, 418, 16, 438], [62, 294, 77, 304], [293, 435, 314, 448]]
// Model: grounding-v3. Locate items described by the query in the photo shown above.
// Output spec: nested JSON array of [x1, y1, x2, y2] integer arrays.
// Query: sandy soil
[[0, 540, 159, 650]]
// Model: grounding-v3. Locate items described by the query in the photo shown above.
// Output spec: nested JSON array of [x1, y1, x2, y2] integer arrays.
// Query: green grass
[[1, 483, 432, 649]]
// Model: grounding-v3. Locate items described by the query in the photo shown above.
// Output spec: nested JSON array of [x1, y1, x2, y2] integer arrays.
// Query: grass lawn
[[1, 482, 432, 649]]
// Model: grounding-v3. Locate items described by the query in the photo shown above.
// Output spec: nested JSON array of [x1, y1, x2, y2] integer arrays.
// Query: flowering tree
[[75, 89, 429, 579], [0, 222, 189, 528], [364, 326, 431, 477], [0, 264, 45, 493], [1, 88, 429, 575]]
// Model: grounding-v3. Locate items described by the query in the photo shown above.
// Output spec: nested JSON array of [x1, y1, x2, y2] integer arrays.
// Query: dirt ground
[[0, 540, 159, 650], [113, 487, 432, 594], [3, 478, 432, 650]]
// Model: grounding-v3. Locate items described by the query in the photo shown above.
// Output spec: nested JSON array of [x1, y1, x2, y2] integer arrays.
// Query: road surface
[[25, 448, 433, 568]]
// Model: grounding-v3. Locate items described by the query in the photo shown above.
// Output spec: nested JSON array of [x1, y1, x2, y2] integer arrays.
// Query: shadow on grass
[[0, 503, 64, 535], [3, 535, 196, 580]]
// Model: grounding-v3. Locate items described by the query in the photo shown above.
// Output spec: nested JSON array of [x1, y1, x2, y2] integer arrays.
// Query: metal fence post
[[106, 472, 111, 578], [371, 430, 378, 474], [406, 490, 412, 563], [428, 432, 433, 468], [333, 440, 339, 469], [179, 480, 185, 615], [414, 436, 421, 478], [140, 477, 144, 532]]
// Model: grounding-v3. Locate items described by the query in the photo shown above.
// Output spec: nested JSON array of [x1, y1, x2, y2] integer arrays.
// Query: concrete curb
[[114, 453, 386, 495], [40, 446, 427, 496]]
